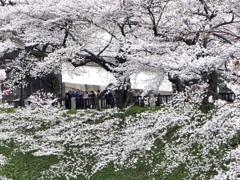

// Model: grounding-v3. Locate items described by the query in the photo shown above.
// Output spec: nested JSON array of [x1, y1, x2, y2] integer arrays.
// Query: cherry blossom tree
[[1, 0, 238, 108], [131, 0, 240, 107], [0, 0, 166, 108]]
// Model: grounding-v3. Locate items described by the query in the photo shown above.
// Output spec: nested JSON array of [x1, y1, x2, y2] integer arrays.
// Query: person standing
[[105, 91, 114, 108], [65, 91, 72, 109], [83, 91, 89, 108], [89, 90, 96, 109], [75, 90, 80, 109], [96, 90, 101, 110]]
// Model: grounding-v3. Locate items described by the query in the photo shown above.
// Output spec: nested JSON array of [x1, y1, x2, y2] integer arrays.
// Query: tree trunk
[[201, 71, 218, 110], [168, 73, 185, 92], [115, 89, 133, 109], [115, 77, 132, 110], [115, 89, 125, 109]]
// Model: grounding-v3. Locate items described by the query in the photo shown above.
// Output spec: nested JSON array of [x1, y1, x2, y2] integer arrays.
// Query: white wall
[[62, 63, 172, 92], [62, 63, 116, 86], [130, 71, 172, 92]]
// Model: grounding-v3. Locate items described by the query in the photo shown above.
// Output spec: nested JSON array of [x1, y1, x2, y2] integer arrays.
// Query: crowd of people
[[65, 90, 114, 109]]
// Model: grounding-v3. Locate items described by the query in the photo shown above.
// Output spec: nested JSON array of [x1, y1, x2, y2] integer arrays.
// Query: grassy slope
[[0, 107, 167, 180], [0, 106, 237, 180]]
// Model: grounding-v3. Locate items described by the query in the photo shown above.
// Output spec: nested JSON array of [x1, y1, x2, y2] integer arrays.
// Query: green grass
[[0, 140, 58, 180], [66, 109, 78, 114], [107, 106, 163, 120], [124, 106, 162, 116], [0, 152, 58, 180], [0, 108, 15, 113]]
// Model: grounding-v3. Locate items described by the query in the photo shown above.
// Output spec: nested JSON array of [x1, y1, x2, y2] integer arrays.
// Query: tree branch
[[0, 0, 6, 6], [97, 35, 114, 56], [211, 14, 237, 29], [212, 33, 232, 44], [68, 58, 91, 68], [83, 49, 116, 72]]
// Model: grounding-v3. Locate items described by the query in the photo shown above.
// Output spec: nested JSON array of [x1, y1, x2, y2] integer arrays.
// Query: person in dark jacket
[[155, 93, 162, 106], [89, 90, 96, 109], [65, 91, 72, 109], [105, 91, 114, 108]]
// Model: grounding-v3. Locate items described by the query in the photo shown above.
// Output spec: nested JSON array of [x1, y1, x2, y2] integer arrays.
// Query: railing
[[133, 95, 172, 107], [59, 95, 172, 109], [5, 93, 236, 109], [61, 97, 116, 109], [217, 93, 235, 102], [6, 100, 20, 108]]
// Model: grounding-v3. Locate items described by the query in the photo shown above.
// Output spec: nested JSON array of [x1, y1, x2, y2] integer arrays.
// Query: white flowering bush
[[0, 103, 239, 179]]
